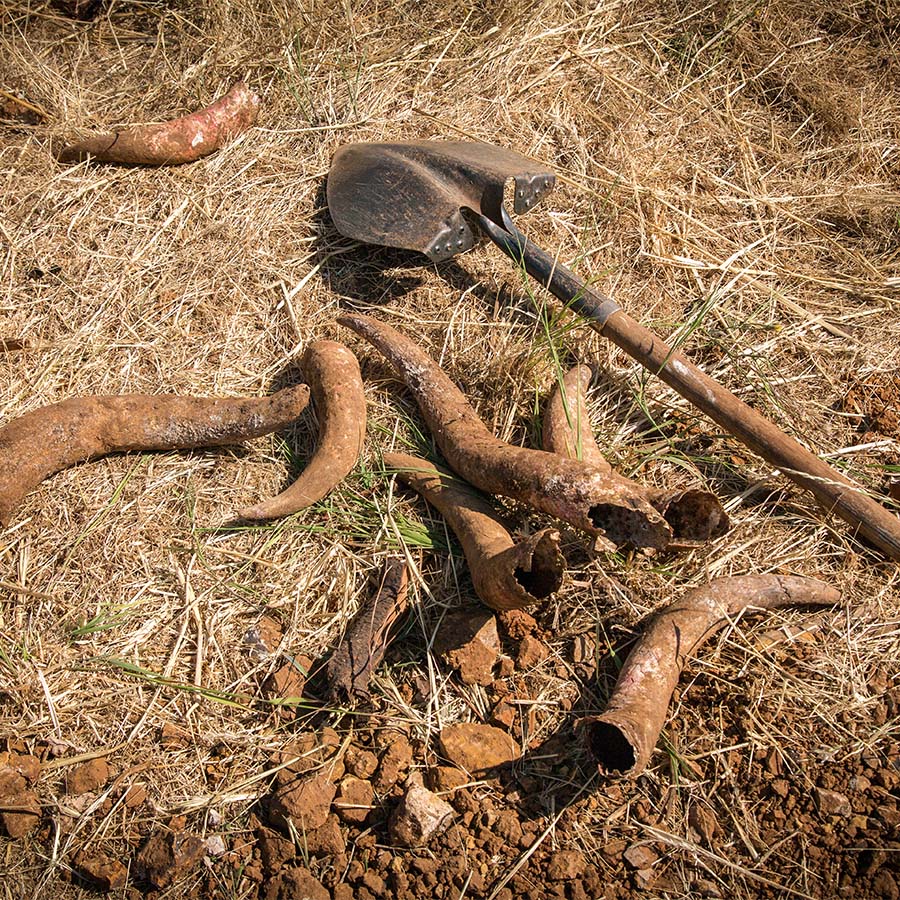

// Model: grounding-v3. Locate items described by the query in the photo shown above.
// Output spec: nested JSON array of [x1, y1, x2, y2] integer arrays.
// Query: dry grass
[[2, 0, 900, 897]]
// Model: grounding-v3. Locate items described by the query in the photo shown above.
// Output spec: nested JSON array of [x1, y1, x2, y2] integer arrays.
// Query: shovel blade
[[327, 141, 555, 262]]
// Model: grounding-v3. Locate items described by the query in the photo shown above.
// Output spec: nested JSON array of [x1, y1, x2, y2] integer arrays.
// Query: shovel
[[327, 140, 900, 561]]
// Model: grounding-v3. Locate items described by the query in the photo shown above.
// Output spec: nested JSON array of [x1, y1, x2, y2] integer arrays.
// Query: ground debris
[[72, 847, 127, 891], [433, 607, 501, 685], [0, 766, 40, 838], [264, 773, 336, 833], [438, 723, 520, 772], [66, 758, 109, 795], [135, 829, 205, 889], [389, 782, 454, 847], [263, 866, 330, 900]]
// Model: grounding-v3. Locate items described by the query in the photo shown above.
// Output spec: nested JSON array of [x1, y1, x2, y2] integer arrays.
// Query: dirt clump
[[433, 607, 501, 685], [66, 758, 109, 795], [72, 847, 128, 891], [438, 723, 520, 772], [334, 774, 374, 824], [263, 866, 330, 900], [842, 372, 900, 436], [264, 772, 337, 833], [135, 828, 206, 889], [0, 764, 40, 838]]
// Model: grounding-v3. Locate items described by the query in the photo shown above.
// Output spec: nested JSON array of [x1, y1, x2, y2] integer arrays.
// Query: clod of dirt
[[0, 752, 40, 783], [262, 660, 309, 718], [373, 734, 413, 793], [66, 758, 109, 795], [72, 848, 127, 891], [547, 849, 586, 881], [304, 813, 346, 857], [490, 698, 517, 729], [842, 372, 900, 436], [389, 782, 455, 847], [257, 826, 295, 876], [438, 723, 520, 772], [816, 787, 852, 817], [0, 767, 40, 838], [135, 829, 206, 889], [345, 746, 378, 780], [433, 607, 501, 685], [623, 843, 659, 870], [429, 766, 467, 793], [263, 866, 330, 900], [265, 773, 336, 834], [688, 804, 720, 844], [334, 775, 374, 824], [498, 609, 538, 640], [516, 634, 549, 669]]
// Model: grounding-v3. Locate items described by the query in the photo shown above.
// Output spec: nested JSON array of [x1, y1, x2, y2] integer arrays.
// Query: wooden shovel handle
[[477, 212, 900, 561]]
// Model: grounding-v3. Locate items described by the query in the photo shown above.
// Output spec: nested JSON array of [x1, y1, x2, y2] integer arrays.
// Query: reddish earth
[[2, 618, 899, 898]]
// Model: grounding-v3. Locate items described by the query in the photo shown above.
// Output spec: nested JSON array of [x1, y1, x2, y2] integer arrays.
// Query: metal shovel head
[[327, 140, 556, 262]]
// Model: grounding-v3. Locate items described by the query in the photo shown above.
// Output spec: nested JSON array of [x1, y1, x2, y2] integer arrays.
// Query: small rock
[[498, 655, 515, 678], [345, 747, 379, 780], [771, 779, 790, 798], [623, 843, 659, 870], [361, 870, 386, 895], [634, 868, 658, 890], [0, 768, 40, 838], [438, 723, 520, 772], [123, 784, 147, 808], [874, 872, 899, 900], [516, 635, 549, 669], [374, 735, 413, 792], [816, 787, 852, 817], [491, 699, 517, 729], [205, 835, 228, 857], [688, 804, 719, 844], [265, 774, 337, 834], [849, 775, 871, 793], [433, 608, 500, 686], [547, 850, 586, 880], [305, 813, 346, 857], [334, 775, 374, 824], [389, 782, 454, 847], [136, 829, 206, 889], [430, 766, 468, 793], [72, 848, 128, 890], [5, 753, 41, 783], [263, 662, 309, 715], [498, 609, 537, 640], [263, 866, 330, 900], [257, 827, 295, 875], [67, 758, 109, 796]]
